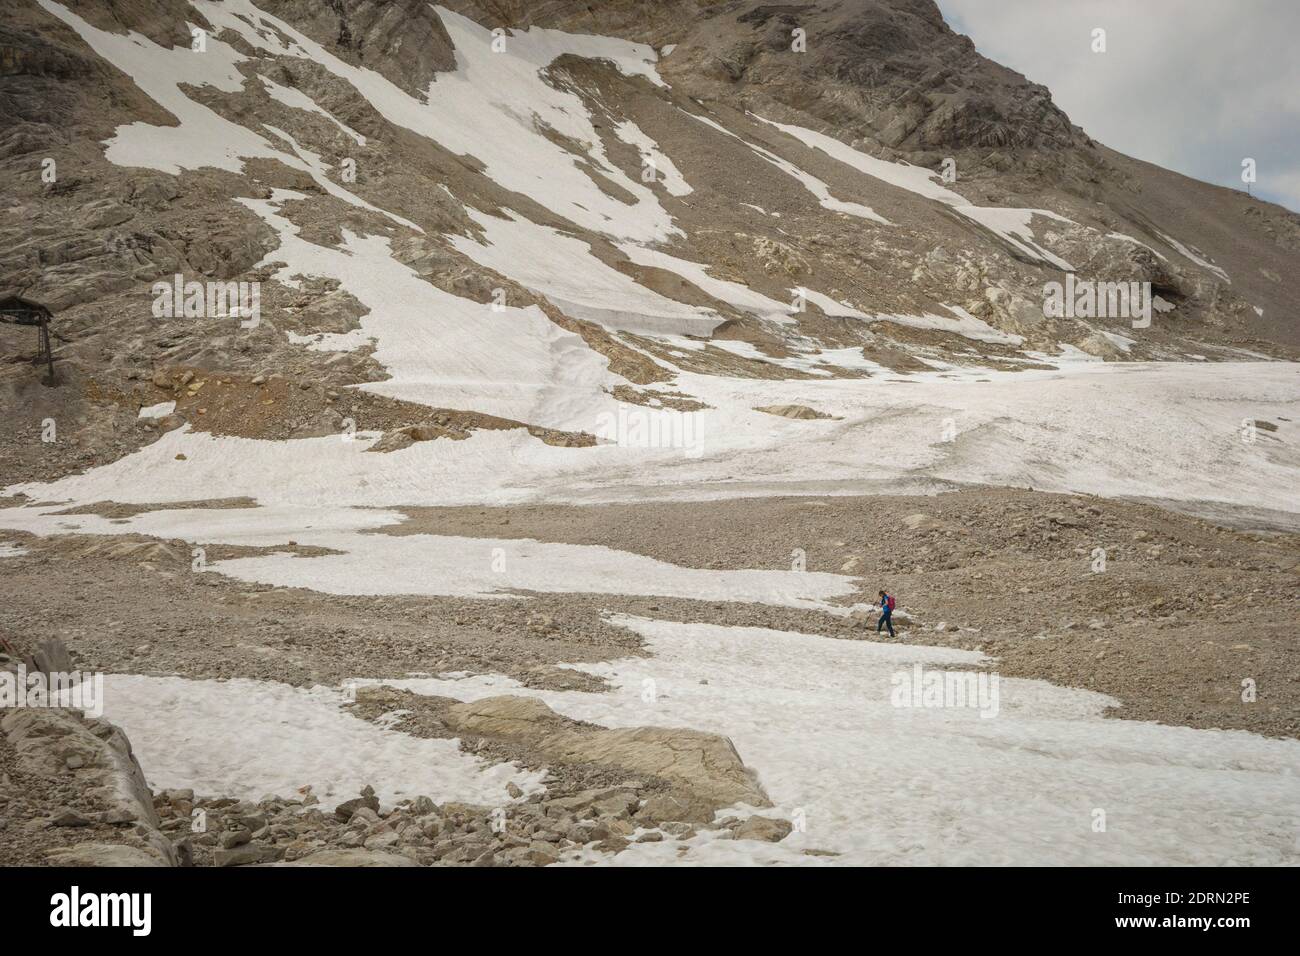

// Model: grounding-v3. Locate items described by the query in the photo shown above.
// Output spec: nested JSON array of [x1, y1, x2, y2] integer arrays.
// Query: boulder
[[734, 815, 794, 843], [213, 844, 281, 867], [2, 704, 177, 865], [754, 404, 834, 420], [334, 785, 380, 821], [45, 843, 170, 867], [442, 695, 769, 810], [635, 791, 719, 826]]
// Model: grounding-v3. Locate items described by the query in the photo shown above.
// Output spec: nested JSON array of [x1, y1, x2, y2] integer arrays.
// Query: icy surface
[[0, 504, 857, 609], [239, 192, 616, 430], [6, 363, 1298, 515], [449, 209, 722, 336], [96, 675, 543, 811], [382, 615, 1300, 865]]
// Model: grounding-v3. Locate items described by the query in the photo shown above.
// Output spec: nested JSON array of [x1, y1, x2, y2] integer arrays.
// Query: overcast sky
[[935, 0, 1300, 212]]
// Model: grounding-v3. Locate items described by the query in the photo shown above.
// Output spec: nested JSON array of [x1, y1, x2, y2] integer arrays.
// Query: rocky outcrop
[[440, 695, 770, 810], [44, 842, 167, 866], [258, 0, 456, 100], [2, 701, 178, 865], [0, 0, 1292, 492], [754, 404, 835, 420], [733, 813, 794, 842]]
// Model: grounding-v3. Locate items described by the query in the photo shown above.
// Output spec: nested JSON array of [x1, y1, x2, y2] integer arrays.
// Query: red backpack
[[884, 594, 896, 611]]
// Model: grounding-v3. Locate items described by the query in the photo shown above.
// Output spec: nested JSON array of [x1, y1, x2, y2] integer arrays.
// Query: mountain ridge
[[1, 0, 1297, 488]]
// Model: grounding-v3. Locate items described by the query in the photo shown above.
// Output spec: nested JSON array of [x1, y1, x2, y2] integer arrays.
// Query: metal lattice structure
[[0, 295, 56, 383]]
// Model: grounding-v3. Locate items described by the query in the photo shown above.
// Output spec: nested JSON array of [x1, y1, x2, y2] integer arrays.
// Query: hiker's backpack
[[885, 594, 896, 611]]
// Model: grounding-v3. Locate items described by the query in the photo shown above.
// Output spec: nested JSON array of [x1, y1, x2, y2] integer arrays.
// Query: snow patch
[[39, 1, 415, 230], [873, 306, 1025, 346], [384, 615, 1300, 865], [0, 502, 859, 610], [617, 243, 793, 325], [94, 674, 542, 810], [258, 75, 366, 145], [1155, 230, 1230, 283], [686, 112, 890, 225], [752, 116, 1075, 269], [1098, 330, 1137, 353], [612, 120, 692, 196], [1107, 231, 1168, 261], [449, 209, 721, 337], [241, 192, 616, 430], [137, 401, 176, 420]]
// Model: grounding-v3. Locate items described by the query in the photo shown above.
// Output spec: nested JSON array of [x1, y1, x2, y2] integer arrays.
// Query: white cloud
[[936, 0, 1300, 211]]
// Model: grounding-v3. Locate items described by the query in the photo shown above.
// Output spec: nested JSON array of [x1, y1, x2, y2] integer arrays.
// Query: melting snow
[[95, 675, 543, 811], [258, 74, 367, 145], [5, 363, 1297, 516], [192, 1, 677, 242], [1107, 231, 1168, 261], [137, 401, 176, 420], [612, 120, 693, 196], [449, 209, 721, 337], [0, 503, 857, 610], [873, 305, 1026, 346], [39, 1, 415, 229], [753, 116, 1075, 269], [686, 112, 890, 225], [1098, 329, 1137, 353], [86, 613, 1300, 863], [1156, 230, 1231, 283], [617, 243, 793, 325], [375, 615, 1300, 865], [240, 192, 616, 431]]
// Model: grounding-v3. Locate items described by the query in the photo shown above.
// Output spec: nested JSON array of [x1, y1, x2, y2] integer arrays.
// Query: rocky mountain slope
[[2, 0, 1299, 869]]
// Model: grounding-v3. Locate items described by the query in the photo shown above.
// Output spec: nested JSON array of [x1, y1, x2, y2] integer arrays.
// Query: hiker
[[876, 589, 896, 638]]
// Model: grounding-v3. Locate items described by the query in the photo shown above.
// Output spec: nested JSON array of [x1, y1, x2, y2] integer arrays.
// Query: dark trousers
[[877, 610, 895, 638]]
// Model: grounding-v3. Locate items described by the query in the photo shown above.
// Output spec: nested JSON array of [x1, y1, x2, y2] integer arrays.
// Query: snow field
[[93, 675, 545, 811], [87, 617, 1300, 865], [0, 502, 858, 610], [380, 615, 1300, 866], [6, 363, 1297, 517]]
